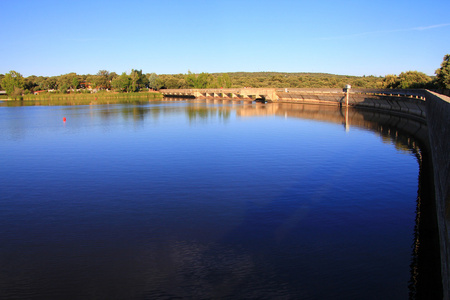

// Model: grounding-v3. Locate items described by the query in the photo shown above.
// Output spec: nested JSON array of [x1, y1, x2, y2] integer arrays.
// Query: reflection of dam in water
[[236, 102, 428, 145], [181, 100, 428, 149]]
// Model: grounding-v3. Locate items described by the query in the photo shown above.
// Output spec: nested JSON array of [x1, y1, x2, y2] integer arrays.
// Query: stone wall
[[425, 91, 450, 299]]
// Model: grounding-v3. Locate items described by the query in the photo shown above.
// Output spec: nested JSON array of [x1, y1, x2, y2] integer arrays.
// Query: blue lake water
[[0, 100, 428, 299]]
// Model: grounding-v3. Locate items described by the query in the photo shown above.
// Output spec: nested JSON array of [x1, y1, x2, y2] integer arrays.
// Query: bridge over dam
[[161, 87, 450, 297], [161, 88, 279, 102]]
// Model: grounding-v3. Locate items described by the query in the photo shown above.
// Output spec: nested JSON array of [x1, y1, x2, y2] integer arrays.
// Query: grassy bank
[[19, 91, 163, 101], [0, 92, 164, 106]]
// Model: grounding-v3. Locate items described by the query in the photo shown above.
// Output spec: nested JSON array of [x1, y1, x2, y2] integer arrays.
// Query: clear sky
[[1, 0, 449, 77]]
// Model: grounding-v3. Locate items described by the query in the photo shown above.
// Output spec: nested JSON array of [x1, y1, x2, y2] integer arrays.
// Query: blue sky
[[1, 0, 449, 77]]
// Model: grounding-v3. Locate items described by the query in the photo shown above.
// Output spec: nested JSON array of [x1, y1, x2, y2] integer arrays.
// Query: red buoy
[[63, 117, 66, 122]]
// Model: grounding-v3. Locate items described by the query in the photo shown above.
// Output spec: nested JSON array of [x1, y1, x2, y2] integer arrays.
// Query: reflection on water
[[0, 99, 441, 299]]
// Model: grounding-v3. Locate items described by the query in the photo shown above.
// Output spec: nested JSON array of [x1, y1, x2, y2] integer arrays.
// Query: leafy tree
[[217, 74, 232, 88], [45, 77, 58, 90], [129, 69, 148, 91], [353, 79, 368, 88], [1, 71, 24, 96], [201, 73, 214, 88], [435, 54, 450, 89], [109, 72, 118, 81], [184, 71, 212, 88], [23, 76, 38, 92], [59, 83, 69, 93], [383, 71, 431, 89], [383, 74, 398, 88], [31, 76, 48, 91], [57, 73, 78, 91], [148, 73, 163, 90], [95, 70, 111, 90], [186, 71, 197, 88], [72, 77, 79, 90], [111, 72, 131, 92], [165, 77, 180, 89], [397, 71, 431, 89], [86, 75, 97, 89]]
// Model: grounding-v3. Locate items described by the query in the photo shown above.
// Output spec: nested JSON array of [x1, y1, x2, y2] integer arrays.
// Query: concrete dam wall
[[425, 91, 450, 299], [276, 88, 427, 120]]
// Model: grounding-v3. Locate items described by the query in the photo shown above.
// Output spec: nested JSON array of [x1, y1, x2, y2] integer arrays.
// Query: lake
[[0, 99, 440, 299]]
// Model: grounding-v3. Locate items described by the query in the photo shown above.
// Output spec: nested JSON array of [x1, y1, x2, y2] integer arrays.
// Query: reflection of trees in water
[[121, 105, 148, 121], [366, 113, 442, 298], [408, 142, 442, 299], [187, 107, 210, 120], [93, 101, 234, 123], [185, 105, 231, 122]]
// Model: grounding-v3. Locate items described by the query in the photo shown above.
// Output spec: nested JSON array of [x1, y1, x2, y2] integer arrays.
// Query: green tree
[[217, 74, 232, 88], [186, 71, 197, 88], [383, 71, 431, 89], [95, 70, 111, 90], [397, 71, 431, 89], [109, 72, 118, 82], [353, 79, 368, 88], [86, 75, 97, 89], [32, 76, 47, 91], [111, 72, 131, 92], [45, 77, 58, 90], [1, 71, 25, 97], [184, 71, 214, 88], [59, 83, 69, 93], [435, 54, 450, 89], [148, 73, 163, 90], [129, 69, 148, 91], [23, 76, 37, 92], [72, 77, 79, 90], [196, 72, 214, 88], [57, 73, 78, 91], [165, 77, 180, 89]]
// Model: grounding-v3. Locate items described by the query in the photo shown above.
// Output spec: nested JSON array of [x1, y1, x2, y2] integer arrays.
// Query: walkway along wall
[[425, 91, 450, 299]]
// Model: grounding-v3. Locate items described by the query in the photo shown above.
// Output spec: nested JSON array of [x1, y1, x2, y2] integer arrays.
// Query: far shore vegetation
[[1, 55, 449, 100]]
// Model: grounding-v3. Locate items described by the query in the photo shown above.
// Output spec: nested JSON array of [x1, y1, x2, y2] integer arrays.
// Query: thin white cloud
[[318, 23, 450, 40], [413, 23, 450, 30]]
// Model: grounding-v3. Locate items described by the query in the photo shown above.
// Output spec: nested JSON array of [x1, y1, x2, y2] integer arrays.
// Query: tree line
[[0, 69, 160, 98], [1, 55, 449, 98]]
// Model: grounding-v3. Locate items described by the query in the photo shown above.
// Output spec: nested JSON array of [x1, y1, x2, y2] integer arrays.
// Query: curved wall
[[425, 91, 450, 299]]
